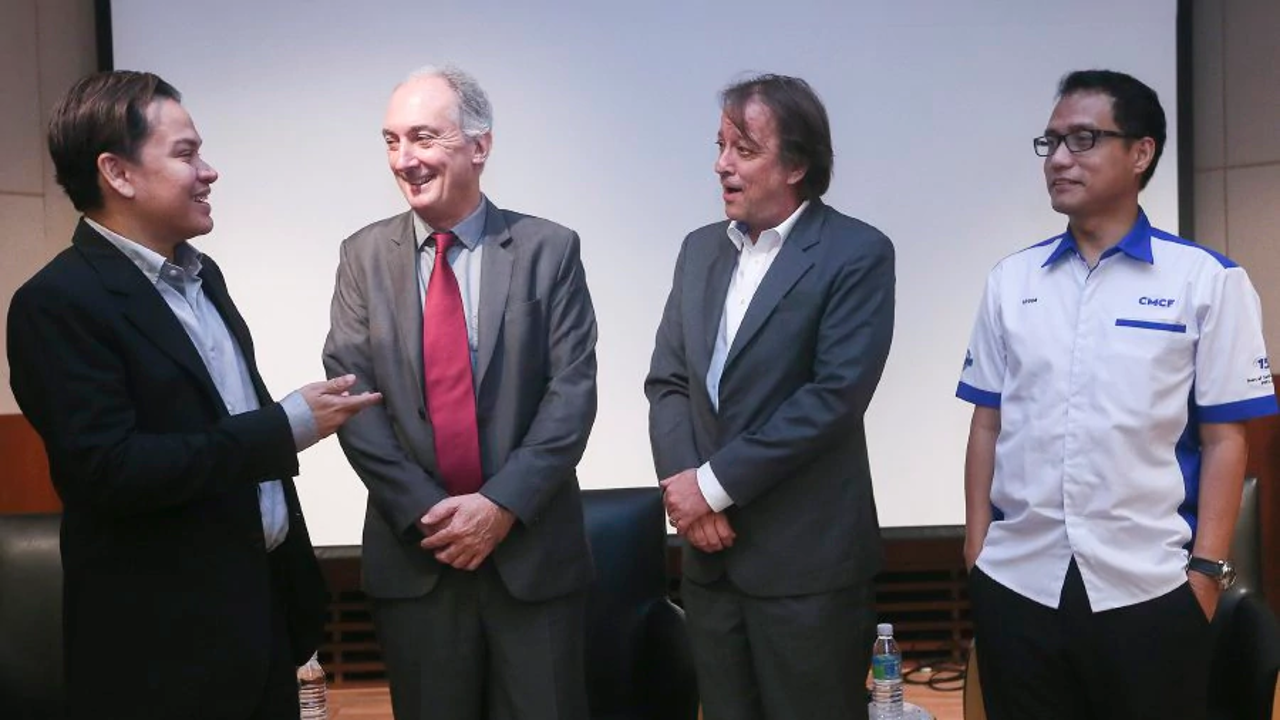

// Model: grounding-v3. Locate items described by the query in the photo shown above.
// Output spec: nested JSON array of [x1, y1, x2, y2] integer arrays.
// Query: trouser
[[969, 559, 1213, 720]]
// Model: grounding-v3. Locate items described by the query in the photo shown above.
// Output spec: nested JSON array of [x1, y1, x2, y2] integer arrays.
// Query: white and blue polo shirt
[[957, 210, 1276, 611]]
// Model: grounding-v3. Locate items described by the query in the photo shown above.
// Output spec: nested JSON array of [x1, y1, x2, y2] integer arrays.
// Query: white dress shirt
[[698, 201, 810, 511]]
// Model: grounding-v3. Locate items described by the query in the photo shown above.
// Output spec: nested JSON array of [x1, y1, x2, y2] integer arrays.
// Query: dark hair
[[1057, 69, 1166, 189], [47, 70, 182, 212], [721, 74, 833, 199]]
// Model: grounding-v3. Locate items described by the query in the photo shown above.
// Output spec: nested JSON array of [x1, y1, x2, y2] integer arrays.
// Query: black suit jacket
[[646, 200, 895, 597], [6, 221, 328, 720]]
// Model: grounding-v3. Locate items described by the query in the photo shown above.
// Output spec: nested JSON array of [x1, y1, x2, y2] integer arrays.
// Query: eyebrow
[[171, 138, 200, 151], [384, 124, 443, 137]]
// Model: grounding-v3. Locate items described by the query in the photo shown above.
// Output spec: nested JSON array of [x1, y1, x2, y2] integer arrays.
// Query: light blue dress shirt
[[85, 218, 317, 551]]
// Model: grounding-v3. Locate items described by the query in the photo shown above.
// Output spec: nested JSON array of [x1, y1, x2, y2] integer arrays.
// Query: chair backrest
[[580, 488, 668, 714], [0, 513, 64, 718], [1231, 476, 1262, 597]]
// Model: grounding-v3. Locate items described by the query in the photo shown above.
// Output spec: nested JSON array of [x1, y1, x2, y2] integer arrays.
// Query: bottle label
[[872, 654, 901, 681]]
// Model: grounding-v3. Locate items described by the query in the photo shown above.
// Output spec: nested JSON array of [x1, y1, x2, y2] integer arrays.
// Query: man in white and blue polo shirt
[[957, 69, 1277, 720]]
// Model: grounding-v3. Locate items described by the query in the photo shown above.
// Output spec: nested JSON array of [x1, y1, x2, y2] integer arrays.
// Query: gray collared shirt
[[84, 217, 316, 551], [412, 196, 488, 374]]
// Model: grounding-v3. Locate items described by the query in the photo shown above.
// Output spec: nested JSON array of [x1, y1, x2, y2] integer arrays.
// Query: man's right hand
[[685, 512, 736, 553], [299, 374, 382, 439]]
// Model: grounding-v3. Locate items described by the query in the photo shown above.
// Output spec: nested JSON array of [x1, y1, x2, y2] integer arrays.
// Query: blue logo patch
[[964, 350, 974, 371], [1139, 296, 1176, 308]]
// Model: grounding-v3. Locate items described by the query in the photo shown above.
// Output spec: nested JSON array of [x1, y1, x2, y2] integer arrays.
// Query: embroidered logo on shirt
[[1139, 296, 1176, 308], [1256, 356, 1271, 371], [964, 350, 974, 371], [1021, 297, 1038, 305]]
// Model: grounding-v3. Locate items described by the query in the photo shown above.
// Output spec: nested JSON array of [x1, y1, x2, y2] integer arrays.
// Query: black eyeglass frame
[[1032, 129, 1140, 157]]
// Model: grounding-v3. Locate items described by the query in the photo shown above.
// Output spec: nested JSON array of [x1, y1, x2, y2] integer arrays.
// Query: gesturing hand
[[299, 374, 382, 439]]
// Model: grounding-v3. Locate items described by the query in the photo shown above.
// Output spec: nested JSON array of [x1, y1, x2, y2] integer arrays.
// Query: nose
[[393, 143, 418, 171], [714, 145, 731, 176], [199, 159, 218, 184], [1046, 140, 1074, 169]]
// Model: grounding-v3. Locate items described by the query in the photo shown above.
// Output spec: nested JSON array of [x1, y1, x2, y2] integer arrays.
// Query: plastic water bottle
[[297, 652, 329, 720], [870, 622, 904, 720]]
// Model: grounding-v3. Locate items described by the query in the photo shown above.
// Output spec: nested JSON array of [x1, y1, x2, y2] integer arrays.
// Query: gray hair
[[403, 64, 493, 138]]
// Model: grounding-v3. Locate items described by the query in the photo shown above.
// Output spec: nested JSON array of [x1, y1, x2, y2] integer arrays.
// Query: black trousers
[[247, 555, 302, 720], [969, 559, 1213, 720]]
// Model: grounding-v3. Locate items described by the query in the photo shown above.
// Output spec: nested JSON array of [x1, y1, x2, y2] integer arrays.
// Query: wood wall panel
[[0, 413, 59, 514]]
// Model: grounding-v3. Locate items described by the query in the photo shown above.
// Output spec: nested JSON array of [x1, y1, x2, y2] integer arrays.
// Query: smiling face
[[383, 75, 490, 230], [101, 98, 218, 252], [1043, 91, 1152, 221], [714, 98, 806, 236]]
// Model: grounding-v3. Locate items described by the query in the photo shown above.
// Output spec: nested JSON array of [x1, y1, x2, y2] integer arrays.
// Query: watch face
[[1220, 561, 1237, 589]]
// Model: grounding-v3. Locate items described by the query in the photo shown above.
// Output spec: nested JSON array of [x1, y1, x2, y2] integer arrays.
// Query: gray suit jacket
[[323, 202, 598, 602], [646, 199, 894, 597]]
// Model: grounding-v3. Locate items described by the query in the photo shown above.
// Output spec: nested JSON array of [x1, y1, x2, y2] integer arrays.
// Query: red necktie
[[422, 231, 483, 495]]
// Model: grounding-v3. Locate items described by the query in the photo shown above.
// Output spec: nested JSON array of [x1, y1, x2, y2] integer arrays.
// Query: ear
[[1131, 137, 1156, 179], [471, 132, 493, 166], [785, 162, 808, 188], [97, 153, 136, 200]]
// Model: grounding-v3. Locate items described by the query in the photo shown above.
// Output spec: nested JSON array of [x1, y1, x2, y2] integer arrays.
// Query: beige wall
[[0, 0, 97, 413], [1194, 0, 1280, 354]]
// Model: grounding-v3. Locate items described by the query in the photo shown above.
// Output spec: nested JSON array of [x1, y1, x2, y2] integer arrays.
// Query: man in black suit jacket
[[646, 74, 895, 719], [6, 71, 380, 720]]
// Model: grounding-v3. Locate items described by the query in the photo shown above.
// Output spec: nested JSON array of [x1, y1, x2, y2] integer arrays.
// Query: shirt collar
[[1042, 208, 1154, 267], [726, 200, 811, 252], [83, 216, 204, 284], [413, 195, 488, 251]]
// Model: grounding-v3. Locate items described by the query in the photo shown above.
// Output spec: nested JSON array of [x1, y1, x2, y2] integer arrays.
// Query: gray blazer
[[323, 202, 598, 602], [646, 199, 895, 597]]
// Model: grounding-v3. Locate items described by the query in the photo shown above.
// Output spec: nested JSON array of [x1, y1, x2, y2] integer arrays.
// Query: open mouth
[[194, 191, 210, 204]]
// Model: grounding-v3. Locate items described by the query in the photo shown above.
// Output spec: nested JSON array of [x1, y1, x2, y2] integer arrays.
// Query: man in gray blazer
[[646, 74, 895, 719], [323, 65, 598, 720]]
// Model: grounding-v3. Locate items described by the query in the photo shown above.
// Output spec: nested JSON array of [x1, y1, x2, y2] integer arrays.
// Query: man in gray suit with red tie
[[322, 65, 598, 720], [646, 74, 896, 719]]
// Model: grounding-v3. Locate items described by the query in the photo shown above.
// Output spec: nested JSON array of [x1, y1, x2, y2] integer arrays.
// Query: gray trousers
[[683, 575, 877, 720], [372, 562, 587, 720]]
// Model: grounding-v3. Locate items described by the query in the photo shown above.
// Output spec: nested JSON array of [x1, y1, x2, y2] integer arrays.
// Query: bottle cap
[[877, 622, 893, 636]]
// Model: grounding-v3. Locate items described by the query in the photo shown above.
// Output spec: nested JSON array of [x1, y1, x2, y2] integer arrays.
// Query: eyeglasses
[[1032, 129, 1137, 157]]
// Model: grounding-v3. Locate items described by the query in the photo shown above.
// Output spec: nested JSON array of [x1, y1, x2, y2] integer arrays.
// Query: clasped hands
[[417, 493, 515, 571], [661, 468, 736, 553]]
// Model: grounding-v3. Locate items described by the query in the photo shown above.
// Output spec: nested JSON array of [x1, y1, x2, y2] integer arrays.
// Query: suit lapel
[[382, 212, 426, 398], [475, 203, 513, 390], [74, 221, 224, 407], [695, 232, 738, 378], [723, 202, 823, 370]]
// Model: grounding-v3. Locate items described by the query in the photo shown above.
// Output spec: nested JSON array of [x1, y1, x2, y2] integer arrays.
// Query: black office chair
[[0, 513, 65, 720], [581, 488, 698, 720], [1208, 477, 1280, 720]]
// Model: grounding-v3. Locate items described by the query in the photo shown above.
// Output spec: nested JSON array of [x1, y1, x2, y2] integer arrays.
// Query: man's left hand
[[419, 494, 516, 570], [1187, 570, 1221, 622], [660, 468, 712, 532]]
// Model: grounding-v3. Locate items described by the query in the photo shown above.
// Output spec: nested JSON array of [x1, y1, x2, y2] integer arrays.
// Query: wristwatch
[[1187, 556, 1237, 590]]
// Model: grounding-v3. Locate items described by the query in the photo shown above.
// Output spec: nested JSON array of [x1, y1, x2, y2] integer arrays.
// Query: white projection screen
[[110, 0, 1179, 545]]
